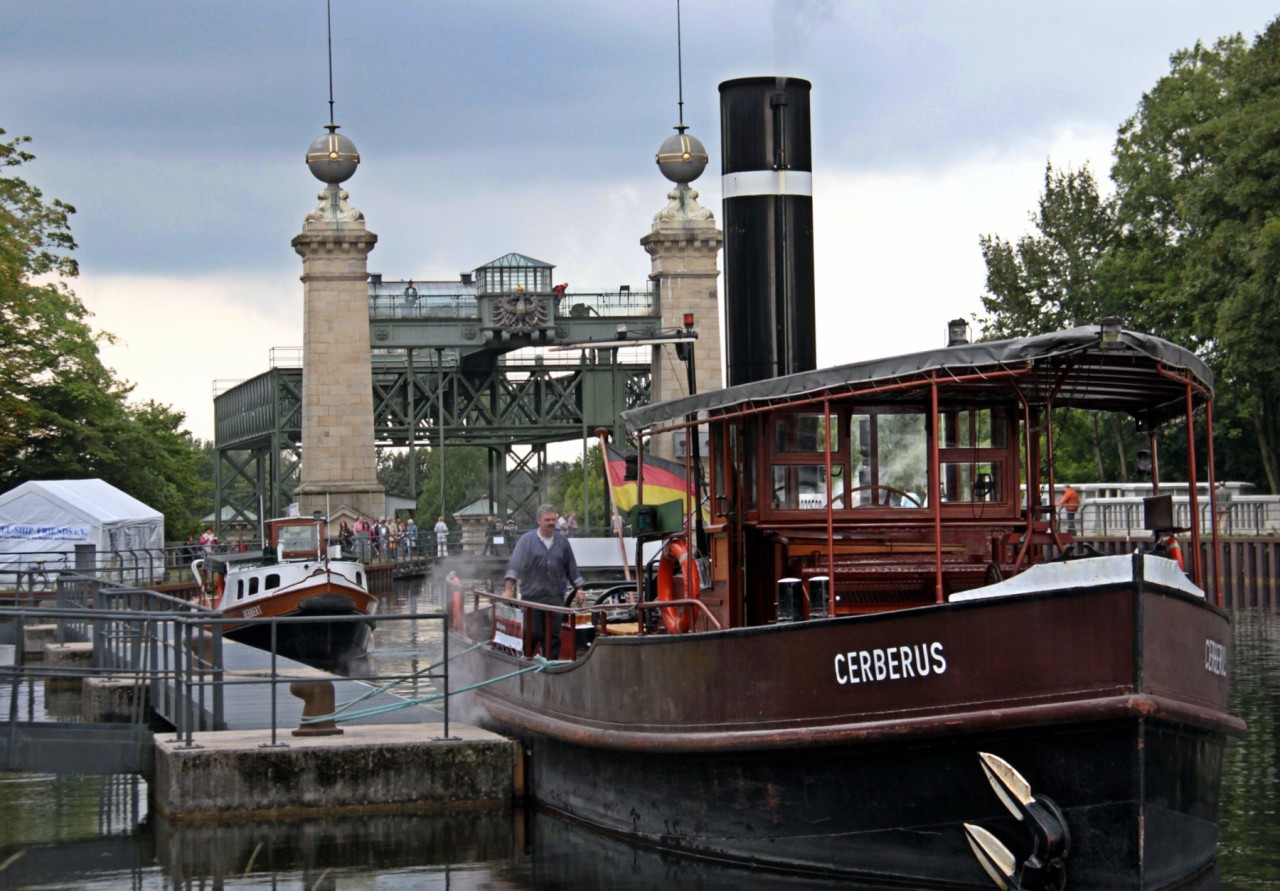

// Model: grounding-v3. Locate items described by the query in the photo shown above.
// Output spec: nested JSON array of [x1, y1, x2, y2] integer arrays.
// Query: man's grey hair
[[535, 503, 558, 520]]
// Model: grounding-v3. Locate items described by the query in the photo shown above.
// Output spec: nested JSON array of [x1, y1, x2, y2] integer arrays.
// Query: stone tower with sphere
[[640, 124, 724, 462], [291, 123, 386, 521]]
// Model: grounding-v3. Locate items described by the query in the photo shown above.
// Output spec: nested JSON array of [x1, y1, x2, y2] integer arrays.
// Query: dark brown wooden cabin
[[620, 326, 1218, 632]]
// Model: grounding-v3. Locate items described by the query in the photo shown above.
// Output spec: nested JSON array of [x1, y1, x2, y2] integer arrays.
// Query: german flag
[[604, 443, 694, 513]]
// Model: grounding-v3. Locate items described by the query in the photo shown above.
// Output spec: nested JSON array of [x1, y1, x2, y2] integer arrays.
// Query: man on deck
[[504, 504, 585, 659]]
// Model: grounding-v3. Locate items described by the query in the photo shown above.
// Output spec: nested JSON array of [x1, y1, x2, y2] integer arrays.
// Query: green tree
[[979, 163, 1135, 480], [1, 129, 210, 532], [98, 402, 210, 539], [0, 128, 127, 482], [1107, 24, 1280, 490], [980, 22, 1280, 490], [547, 444, 609, 533], [377, 445, 492, 521], [979, 162, 1119, 339]]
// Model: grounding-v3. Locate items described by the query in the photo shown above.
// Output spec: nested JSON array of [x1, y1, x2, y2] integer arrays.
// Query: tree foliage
[[979, 21, 1280, 490], [378, 445, 492, 521], [1, 129, 210, 534], [979, 163, 1119, 338], [547, 444, 609, 533]]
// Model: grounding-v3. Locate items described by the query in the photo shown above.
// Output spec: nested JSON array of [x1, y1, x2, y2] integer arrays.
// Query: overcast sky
[[5, 1, 1277, 440]]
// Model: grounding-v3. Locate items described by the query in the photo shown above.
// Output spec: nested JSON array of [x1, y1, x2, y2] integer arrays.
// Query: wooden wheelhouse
[[624, 325, 1221, 630]]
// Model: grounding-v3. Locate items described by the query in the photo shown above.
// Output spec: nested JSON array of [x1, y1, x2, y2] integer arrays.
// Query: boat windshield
[[277, 524, 319, 554]]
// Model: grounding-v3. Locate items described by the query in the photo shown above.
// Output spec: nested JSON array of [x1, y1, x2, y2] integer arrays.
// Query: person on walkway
[[405, 518, 419, 555], [504, 504, 585, 660], [434, 515, 449, 558], [1215, 480, 1233, 535], [566, 513, 579, 537], [1058, 484, 1081, 535], [503, 517, 519, 555], [484, 516, 500, 555]]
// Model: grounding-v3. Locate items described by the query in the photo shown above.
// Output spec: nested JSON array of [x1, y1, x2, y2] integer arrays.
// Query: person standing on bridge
[[1057, 483, 1081, 535], [434, 515, 450, 558], [505, 504, 585, 659]]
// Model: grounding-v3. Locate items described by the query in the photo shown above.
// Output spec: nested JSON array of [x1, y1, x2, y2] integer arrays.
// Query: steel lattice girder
[[212, 356, 650, 531]]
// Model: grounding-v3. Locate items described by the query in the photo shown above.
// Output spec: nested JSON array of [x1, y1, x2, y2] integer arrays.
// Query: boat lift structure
[[213, 254, 660, 531]]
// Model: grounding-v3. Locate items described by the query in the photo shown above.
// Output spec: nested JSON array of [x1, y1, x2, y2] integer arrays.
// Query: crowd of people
[[339, 516, 421, 561]]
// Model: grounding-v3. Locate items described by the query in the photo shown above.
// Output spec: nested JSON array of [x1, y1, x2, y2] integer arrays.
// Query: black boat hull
[[526, 717, 1223, 890], [453, 564, 1238, 889]]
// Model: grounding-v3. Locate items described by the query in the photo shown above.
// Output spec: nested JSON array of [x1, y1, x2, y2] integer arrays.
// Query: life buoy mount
[[1159, 533, 1185, 571], [656, 537, 700, 634]]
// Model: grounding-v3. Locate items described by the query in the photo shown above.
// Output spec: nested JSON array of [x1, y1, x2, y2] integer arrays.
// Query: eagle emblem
[[491, 291, 549, 335]]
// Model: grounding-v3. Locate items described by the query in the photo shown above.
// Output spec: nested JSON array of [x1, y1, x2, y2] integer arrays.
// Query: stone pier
[[154, 724, 519, 821]]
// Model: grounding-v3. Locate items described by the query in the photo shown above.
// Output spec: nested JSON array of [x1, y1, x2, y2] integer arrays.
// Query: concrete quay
[[154, 722, 520, 822]]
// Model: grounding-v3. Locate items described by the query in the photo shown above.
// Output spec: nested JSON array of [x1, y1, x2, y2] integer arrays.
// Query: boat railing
[[466, 588, 720, 659]]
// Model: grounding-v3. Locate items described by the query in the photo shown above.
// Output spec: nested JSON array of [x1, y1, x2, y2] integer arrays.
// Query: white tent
[[0, 479, 165, 583]]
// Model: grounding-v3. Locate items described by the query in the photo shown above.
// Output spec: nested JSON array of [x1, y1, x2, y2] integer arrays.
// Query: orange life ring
[[656, 538, 699, 634], [1161, 534, 1185, 571]]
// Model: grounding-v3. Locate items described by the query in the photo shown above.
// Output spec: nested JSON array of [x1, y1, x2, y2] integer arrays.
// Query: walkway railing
[[2, 572, 454, 774], [1074, 496, 1280, 537]]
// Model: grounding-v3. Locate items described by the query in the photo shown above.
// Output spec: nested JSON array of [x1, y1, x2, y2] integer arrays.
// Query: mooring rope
[[324, 640, 488, 718], [301, 651, 554, 724], [308, 655, 555, 722]]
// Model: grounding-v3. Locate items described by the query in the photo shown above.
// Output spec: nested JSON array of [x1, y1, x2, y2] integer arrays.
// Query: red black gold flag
[[604, 443, 693, 512]]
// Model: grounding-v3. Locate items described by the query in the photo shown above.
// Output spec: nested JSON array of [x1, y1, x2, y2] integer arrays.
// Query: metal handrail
[[2, 576, 454, 753], [472, 588, 722, 633]]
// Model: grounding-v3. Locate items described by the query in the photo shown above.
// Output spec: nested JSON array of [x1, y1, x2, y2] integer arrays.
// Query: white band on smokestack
[[721, 170, 813, 198]]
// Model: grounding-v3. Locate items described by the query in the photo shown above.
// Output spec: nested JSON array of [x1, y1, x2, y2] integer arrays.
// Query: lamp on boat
[[947, 319, 970, 347], [808, 576, 830, 619], [1136, 449, 1153, 477], [683, 312, 695, 332], [776, 577, 804, 623], [1100, 316, 1124, 347]]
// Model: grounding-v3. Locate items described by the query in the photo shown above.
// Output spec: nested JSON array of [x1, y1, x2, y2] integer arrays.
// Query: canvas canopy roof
[[622, 326, 1213, 434], [0, 479, 164, 571]]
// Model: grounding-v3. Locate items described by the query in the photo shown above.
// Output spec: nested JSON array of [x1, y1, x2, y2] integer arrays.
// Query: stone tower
[[641, 129, 724, 462], [292, 125, 385, 521]]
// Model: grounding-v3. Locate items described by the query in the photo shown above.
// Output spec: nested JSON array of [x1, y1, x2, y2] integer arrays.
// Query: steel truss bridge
[[213, 285, 661, 530]]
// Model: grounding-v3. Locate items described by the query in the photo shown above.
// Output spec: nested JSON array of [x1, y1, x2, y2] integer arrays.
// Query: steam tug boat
[[450, 324, 1242, 890], [193, 516, 377, 668]]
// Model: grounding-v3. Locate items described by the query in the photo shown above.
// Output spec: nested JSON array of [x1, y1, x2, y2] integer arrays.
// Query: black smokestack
[[719, 76, 816, 386]]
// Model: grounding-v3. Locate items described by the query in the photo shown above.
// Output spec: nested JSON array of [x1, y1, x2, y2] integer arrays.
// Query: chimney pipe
[[719, 76, 816, 386]]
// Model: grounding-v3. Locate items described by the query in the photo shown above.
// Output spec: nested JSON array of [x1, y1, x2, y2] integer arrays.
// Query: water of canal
[[0, 580, 1276, 890]]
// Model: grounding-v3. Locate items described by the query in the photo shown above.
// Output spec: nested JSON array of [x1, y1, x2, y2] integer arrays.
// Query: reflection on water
[[1217, 609, 1280, 888], [0, 580, 1277, 890]]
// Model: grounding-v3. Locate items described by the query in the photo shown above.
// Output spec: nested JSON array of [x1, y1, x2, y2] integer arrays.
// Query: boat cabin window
[[265, 573, 280, 590], [774, 413, 837, 452], [771, 464, 846, 509], [937, 408, 1011, 504], [234, 579, 244, 601], [277, 525, 319, 553], [248, 576, 259, 596], [939, 407, 1007, 449], [939, 462, 1004, 502], [850, 411, 927, 508]]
